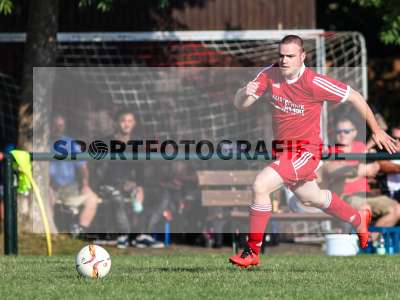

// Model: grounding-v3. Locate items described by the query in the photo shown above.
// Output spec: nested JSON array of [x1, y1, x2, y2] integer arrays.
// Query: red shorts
[[269, 150, 321, 188]]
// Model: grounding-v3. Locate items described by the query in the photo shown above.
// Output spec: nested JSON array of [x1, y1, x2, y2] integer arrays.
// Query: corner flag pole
[[3, 154, 18, 255]]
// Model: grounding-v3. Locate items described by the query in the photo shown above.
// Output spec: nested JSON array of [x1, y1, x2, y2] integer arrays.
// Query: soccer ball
[[75, 245, 111, 278]]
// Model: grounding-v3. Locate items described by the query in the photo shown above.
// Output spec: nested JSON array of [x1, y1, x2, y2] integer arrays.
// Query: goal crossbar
[[0, 30, 324, 43]]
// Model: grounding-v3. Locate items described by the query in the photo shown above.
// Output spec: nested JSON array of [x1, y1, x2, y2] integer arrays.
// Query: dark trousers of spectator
[[144, 187, 178, 234], [97, 185, 145, 234]]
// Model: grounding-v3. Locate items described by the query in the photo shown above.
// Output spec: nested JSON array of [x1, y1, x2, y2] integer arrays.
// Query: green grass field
[[1, 249, 400, 300]]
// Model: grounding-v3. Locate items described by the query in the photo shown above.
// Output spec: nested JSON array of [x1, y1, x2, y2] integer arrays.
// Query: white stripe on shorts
[[293, 152, 313, 170]]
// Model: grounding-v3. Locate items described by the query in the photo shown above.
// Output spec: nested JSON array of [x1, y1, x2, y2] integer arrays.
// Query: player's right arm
[[312, 73, 399, 154], [233, 82, 259, 111], [234, 68, 269, 111], [347, 89, 399, 154]]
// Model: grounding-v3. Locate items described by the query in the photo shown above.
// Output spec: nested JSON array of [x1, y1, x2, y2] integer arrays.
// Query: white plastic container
[[325, 234, 359, 256]]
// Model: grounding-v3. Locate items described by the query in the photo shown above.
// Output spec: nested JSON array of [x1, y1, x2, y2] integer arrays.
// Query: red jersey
[[252, 63, 350, 154]]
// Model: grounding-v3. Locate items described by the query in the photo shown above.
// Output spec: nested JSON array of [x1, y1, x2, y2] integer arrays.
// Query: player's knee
[[299, 199, 320, 207], [298, 190, 328, 208], [300, 200, 313, 207], [253, 176, 272, 196]]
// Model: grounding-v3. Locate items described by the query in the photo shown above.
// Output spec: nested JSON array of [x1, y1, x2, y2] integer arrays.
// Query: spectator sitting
[[376, 124, 400, 201], [321, 117, 400, 228], [91, 110, 159, 248], [143, 161, 202, 245], [50, 114, 98, 235]]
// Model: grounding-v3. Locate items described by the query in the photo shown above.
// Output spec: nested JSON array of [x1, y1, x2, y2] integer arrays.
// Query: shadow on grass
[[126, 266, 270, 273]]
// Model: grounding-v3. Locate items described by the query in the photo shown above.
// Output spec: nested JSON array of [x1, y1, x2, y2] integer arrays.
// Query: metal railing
[[3, 151, 400, 255]]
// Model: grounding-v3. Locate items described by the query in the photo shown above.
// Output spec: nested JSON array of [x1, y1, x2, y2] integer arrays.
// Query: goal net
[[0, 30, 367, 152], [0, 30, 368, 234]]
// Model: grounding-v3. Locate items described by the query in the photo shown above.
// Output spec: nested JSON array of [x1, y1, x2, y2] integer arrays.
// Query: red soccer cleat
[[229, 247, 260, 268], [356, 208, 372, 249]]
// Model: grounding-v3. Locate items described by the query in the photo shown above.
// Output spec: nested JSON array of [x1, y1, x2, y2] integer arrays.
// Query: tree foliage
[[353, 0, 400, 45], [0, 0, 170, 14], [78, 0, 113, 12], [0, 0, 13, 15], [0, 1, 396, 43], [0, 0, 116, 14]]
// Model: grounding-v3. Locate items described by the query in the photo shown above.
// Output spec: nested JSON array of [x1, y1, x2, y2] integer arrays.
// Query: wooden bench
[[197, 170, 333, 252]]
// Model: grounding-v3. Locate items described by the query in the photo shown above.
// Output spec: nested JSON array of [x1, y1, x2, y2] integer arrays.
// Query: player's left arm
[[347, 88, 399, 154]]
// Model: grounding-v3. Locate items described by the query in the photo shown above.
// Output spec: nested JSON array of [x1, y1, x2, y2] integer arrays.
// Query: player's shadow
[[131, 267, 267, 273]]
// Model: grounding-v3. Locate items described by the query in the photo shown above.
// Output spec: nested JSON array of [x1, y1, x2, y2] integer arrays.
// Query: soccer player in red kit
[[229, 35, 399, 268]]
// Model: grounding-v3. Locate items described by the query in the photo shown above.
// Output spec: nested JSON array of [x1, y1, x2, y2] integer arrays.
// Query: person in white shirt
[[378, 124, 400, 201]]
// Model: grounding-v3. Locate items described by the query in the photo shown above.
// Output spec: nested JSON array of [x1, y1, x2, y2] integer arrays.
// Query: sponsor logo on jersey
[[271, 94, 305, 116]]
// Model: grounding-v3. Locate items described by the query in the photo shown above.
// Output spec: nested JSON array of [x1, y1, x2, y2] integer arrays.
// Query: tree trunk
[[19, 0, 59, 149], [19, 0, 59, 233]]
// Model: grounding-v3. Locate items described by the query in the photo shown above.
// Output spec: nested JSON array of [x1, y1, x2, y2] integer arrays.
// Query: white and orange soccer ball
[[75, 245, 111, 278]]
